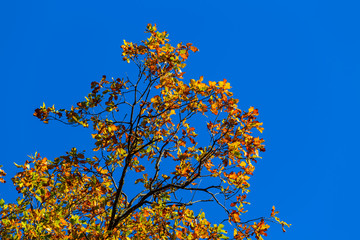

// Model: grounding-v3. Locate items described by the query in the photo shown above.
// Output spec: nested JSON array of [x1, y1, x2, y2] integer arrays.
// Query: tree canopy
[[0, 24, 289, 239]]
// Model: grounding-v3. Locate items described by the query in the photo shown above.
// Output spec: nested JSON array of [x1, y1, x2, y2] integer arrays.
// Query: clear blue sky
[[1, 1, 359, 239]]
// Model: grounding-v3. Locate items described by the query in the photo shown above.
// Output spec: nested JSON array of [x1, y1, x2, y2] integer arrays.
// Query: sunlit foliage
[[0, 24, 289, 239]]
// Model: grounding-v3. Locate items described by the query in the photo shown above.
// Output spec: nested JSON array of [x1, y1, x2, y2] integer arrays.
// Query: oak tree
[[0, 24, 289, 239]]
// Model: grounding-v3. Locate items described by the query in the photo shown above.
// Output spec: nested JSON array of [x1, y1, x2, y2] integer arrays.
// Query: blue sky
[[1, 0, 359, 239]]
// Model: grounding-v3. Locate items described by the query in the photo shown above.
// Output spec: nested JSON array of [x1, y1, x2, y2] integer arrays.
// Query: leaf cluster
[[0, 24, 289, 239]]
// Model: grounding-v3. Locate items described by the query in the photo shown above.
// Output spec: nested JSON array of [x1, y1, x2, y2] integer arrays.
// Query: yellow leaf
[[209, 81, 216, 87], [109, 124, 118, 132]]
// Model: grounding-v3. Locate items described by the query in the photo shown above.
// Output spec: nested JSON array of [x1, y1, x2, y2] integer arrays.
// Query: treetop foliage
[[0, 24, 289, 239]]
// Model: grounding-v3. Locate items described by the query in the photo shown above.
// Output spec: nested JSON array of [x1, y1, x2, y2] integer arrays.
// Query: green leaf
[[35, 195, 42, 203]]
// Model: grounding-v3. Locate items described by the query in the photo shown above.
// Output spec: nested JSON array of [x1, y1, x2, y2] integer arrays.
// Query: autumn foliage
[[0, 24, 289, 239]]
